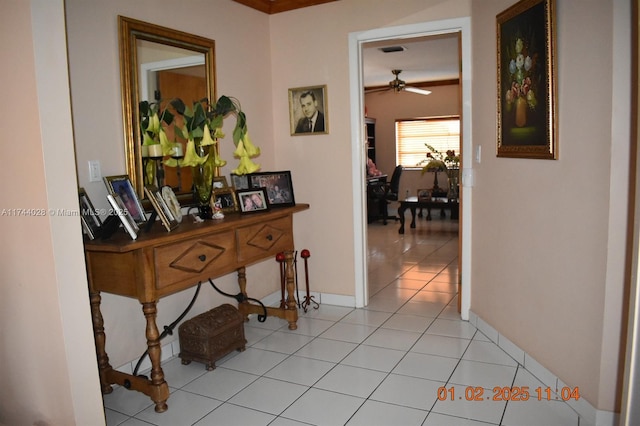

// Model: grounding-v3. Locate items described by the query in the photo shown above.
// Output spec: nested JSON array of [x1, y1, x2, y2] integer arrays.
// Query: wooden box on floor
[[178, 304, 247, 370]]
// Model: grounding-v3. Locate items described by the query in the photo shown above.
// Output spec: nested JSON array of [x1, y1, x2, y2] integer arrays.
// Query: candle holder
[[150, 156, 165, 188], [172, 153, 184, 192]]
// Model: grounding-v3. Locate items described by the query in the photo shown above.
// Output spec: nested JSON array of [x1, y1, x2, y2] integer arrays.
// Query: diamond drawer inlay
[[246, 224, 284, 251], [169, 241, 227, 273]]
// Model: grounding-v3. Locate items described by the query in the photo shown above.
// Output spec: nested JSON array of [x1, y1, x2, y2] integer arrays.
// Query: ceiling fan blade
[[404, 86, 431, 96], [365, 87, 390, 94]]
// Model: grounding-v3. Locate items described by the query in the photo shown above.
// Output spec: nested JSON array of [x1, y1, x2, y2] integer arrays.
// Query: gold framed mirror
[[118, 15, 216, 204]]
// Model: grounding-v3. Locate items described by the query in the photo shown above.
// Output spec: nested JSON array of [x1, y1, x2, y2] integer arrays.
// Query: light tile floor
[[104, 216, 586, 425]]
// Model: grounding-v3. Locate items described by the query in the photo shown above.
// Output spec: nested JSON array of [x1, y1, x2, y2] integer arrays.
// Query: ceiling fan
[[365, 69, 431, 96]]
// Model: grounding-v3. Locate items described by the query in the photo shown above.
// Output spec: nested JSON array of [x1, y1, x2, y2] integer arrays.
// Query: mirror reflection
[[119, 16, 216, 203]]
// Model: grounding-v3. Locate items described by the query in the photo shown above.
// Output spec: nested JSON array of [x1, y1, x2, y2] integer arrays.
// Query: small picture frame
[[211, 188, 238, 214], [103, 175, 147, 224], [288, 85, 328, 135], [230, 173, 250, 190], [248, 171, 296, 208], [417, 188, 432, 202], [213, 176, 229, 190], [78, 188, 101, 240], [237, 188, 270, 213], [144, 185, 179, 232], [106, 193, 139, 240]]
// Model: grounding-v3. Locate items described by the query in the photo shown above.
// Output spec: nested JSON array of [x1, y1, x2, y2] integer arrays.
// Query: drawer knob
[[198, 254, 206, 262], [266, 234, 273, 241]]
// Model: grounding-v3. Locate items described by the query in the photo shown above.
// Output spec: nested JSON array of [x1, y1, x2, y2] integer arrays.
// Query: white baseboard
[[469, 310, 618, 426]]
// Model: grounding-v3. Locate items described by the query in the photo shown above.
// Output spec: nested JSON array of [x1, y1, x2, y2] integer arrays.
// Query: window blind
[[396, 117, 460, 167]]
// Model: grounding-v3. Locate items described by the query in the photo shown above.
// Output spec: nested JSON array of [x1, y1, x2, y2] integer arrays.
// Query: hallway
[[103, 217, 585, 425]]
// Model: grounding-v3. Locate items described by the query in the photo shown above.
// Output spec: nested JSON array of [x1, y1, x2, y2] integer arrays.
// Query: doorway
[[348, 18, 472, 319]]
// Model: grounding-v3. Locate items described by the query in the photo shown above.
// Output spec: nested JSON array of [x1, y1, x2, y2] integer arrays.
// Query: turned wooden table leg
[[89, 291, 114, 395], [141, 301, 168, 413], [283, 251, 298, 330]]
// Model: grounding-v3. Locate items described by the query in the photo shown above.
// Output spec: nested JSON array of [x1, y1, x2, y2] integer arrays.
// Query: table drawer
[[236, 215, 293, 263], [154, 230, 237, 290]]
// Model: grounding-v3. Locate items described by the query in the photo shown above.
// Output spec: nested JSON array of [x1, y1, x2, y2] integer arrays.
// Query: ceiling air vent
[[379, 46, 406, 53]]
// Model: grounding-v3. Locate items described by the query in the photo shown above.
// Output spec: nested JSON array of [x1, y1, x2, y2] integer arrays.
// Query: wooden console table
[[84, 204, 309, 412], [398, 197, 458, 234]]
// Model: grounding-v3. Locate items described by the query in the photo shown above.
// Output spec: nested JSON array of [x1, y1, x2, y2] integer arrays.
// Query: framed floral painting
[[497, 0, 557, 159]]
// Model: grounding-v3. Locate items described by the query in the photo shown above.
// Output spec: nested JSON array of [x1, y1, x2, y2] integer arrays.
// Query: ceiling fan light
[[404, 87, 432, 96]]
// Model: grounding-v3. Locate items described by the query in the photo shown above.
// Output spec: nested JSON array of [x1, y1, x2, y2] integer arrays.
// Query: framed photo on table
[[106, 193, 139, 240], [248, 171, 295, 208], [237, 188, 269, 213], [496, 0, 557, 159], [288, 85, 328, 136], [230, 173, 250, 190], [211, 188, 238, 214], [78, 187, 101, 240], [144, 185, 178, 232], [103, 175, 147, 223]]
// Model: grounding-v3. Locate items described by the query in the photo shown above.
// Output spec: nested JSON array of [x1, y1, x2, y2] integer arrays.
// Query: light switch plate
[[88, 160, 101, 182]]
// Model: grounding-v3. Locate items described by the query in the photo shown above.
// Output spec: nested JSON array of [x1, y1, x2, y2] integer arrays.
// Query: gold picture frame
[[497, 0, 557, 159], [211, 188, 238, 214]]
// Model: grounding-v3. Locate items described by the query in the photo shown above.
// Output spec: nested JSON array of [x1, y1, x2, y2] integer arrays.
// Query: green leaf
[[169, 98, 186, 115], [215, 95, 235, 116]]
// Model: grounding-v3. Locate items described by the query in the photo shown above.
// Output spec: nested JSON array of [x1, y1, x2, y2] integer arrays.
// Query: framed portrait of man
[[288, 85, 328, 136]]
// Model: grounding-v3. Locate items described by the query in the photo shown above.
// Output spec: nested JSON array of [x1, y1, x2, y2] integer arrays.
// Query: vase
[[192, 146, 216, 219], [143, 158, 156, 186], [515, 97, 527, 127], [447, 169, 459, 201]]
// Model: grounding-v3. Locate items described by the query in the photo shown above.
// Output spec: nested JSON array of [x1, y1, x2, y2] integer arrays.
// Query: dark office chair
[[381, 165, 403, 225]]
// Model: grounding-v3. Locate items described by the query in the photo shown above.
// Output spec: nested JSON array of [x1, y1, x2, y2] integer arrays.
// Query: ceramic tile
[[411, 333, 471, 359], [227, 377, 308, 415], [397, 300, 446, 318], [345, 400, 428, 425], [362, 326, 422, 351], [431, 395, 507, 425], [280, 388, 365, 425], [182, 367, 259, 401], [423, 412, 498, 425], [501, 398, 580, 426], [283, 316, 335, 336], [264, 355, 335, 386], [340, 308, 392, 327], [314, 364, 387, 398], [369, 373, 443, 410], [193, 403, 275, 426], [134, 389, 220, 426], [381, 312, 434, 333], [392, 351, 459, 382], [340, 344, 406, 372], [462, 339, 518, 367], [218, 347, 288, 375], [250, 330, 314, 354], [294, 337, 358, 362], [426, 318, 478, 339], [448, 359, 518, 389], [318, 322, 377, 344]]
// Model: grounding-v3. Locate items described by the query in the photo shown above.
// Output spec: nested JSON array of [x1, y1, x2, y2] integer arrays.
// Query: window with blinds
[[396, 117, 460, 168]]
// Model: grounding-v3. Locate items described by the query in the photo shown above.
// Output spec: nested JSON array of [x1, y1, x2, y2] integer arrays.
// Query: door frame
[[348, 17, 473, 319]]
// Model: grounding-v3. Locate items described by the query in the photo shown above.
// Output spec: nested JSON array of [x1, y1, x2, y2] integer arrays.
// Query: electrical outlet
[[88, 160, 101, 182]]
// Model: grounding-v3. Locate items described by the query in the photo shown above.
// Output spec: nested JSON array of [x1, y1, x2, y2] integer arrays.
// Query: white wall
[[470, 0, 626, 412], [11, 0, 622, 421], [0, 1, 104, 424]]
